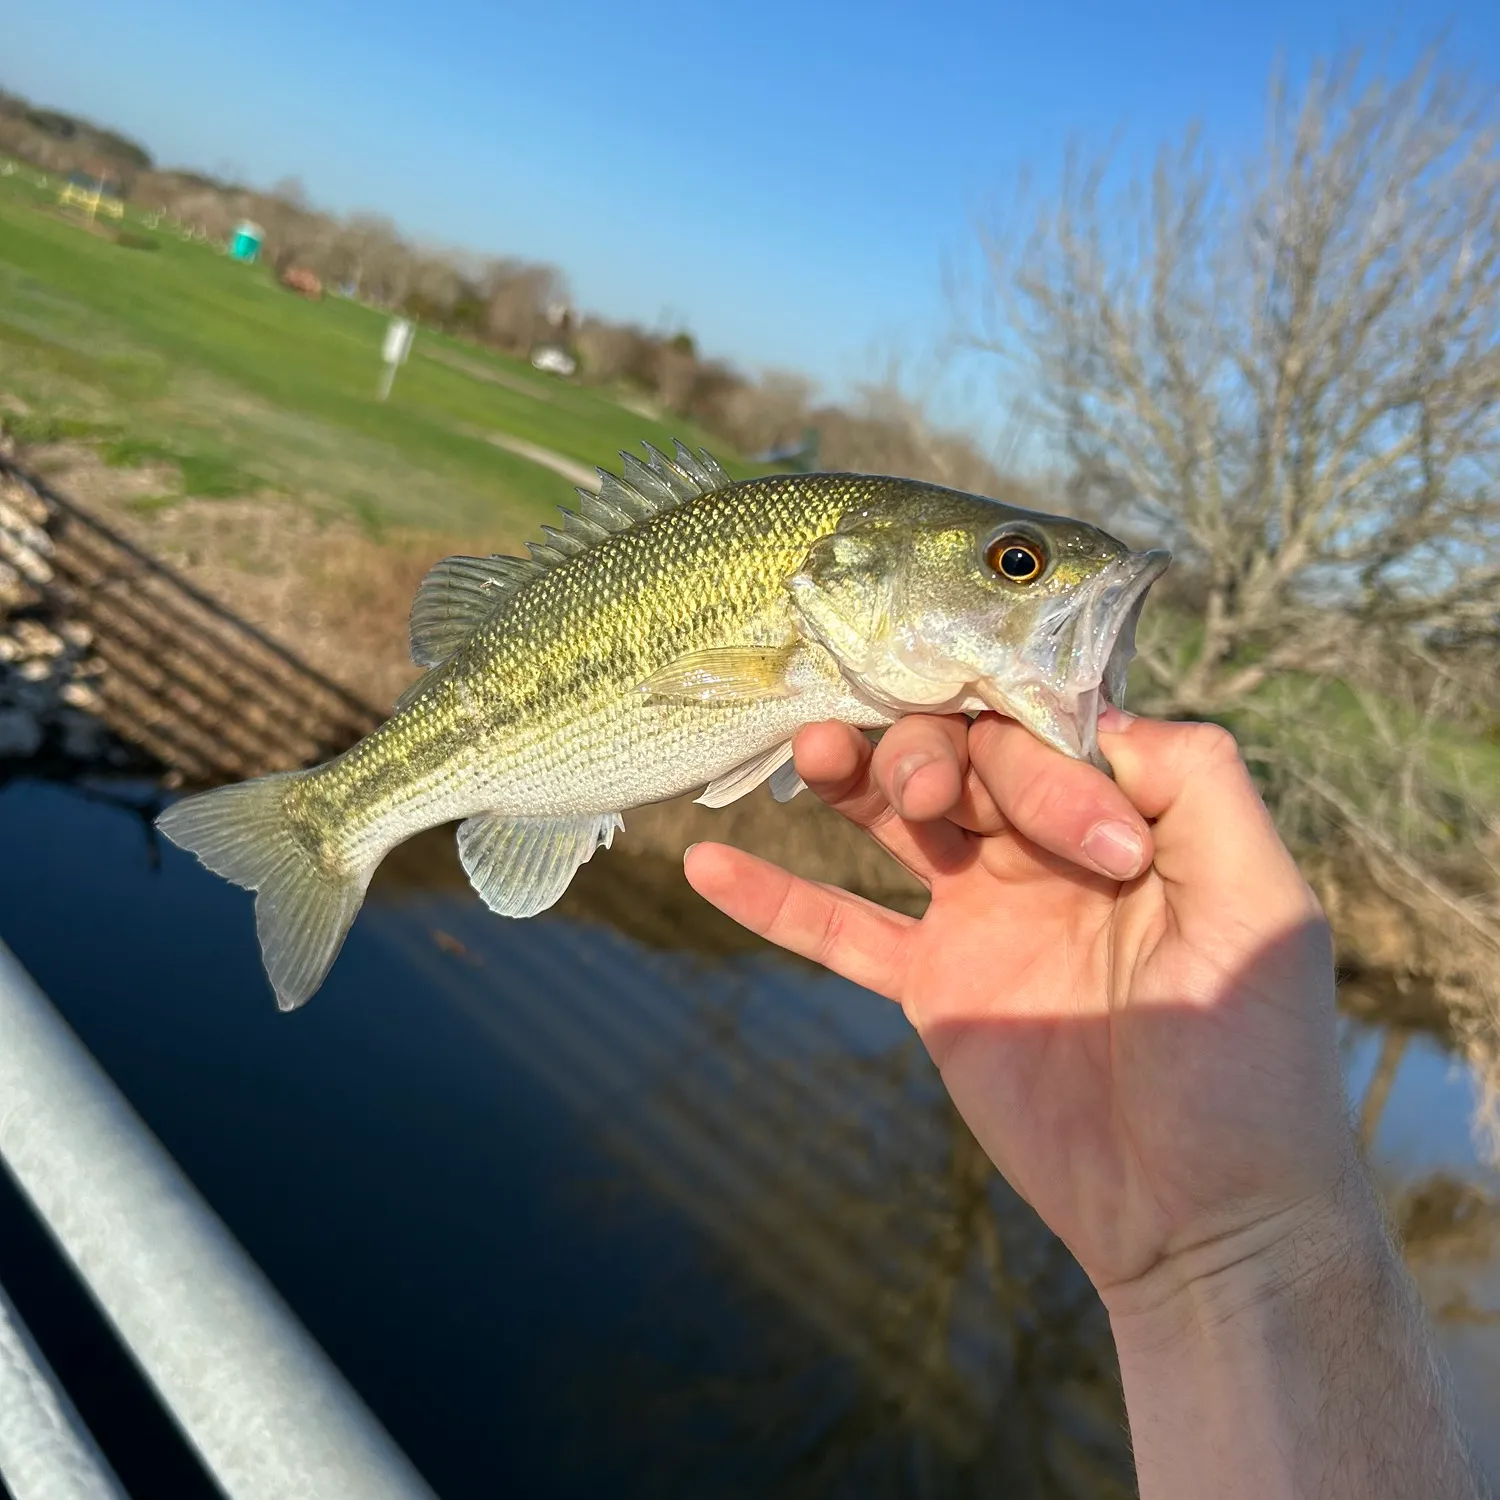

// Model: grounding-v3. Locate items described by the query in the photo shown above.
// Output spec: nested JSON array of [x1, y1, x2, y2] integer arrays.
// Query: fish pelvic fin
[[695, 740, 796, 808], [156, 772, 372, 1011], [457, 810, 623, 918]]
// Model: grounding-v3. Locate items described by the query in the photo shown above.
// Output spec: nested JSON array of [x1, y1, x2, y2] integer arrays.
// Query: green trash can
[[229, 221, 264, 263]]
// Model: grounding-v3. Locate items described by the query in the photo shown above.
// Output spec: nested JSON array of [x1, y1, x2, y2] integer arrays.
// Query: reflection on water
[[0, 776, 1495, 1497]]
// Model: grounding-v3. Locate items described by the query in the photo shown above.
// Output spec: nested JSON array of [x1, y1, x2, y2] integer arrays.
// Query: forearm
[[1106, 1169, 1486, 1500]]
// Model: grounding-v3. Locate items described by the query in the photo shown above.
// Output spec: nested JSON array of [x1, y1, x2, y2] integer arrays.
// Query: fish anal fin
[[457, 810, 623, 918], [637, 645, 797, 704]]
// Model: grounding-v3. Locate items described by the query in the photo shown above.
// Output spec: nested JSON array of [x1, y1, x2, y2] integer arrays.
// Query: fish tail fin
[[156, 770, 370, 1011]]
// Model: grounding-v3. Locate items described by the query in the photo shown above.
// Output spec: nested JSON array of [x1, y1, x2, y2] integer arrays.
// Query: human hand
[[684, 710, 1365, 1311]]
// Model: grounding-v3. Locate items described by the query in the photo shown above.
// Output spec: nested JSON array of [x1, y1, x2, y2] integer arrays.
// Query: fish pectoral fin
[[768, 759, 807, 803], [637, 645, 797, 704], [457, 810, 624, 918], [696, 740, 796, 808]]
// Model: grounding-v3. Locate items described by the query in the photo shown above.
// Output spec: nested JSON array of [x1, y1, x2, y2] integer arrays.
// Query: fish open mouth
[[1094, 549, 1172, 708], [976, 547, 1171, 773]]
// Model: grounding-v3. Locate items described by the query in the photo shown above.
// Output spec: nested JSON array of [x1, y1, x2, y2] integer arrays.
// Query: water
[[0, 775, 1495, 1498]]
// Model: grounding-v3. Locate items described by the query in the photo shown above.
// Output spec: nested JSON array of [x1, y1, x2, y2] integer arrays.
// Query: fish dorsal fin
[[408, 440, 732, 667], [572, 440, 731, 541], [408, 554, 540, 666]]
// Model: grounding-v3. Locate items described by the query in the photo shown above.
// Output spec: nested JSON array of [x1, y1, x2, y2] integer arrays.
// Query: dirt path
[[419, 345, 559, 403], [485, 432, 598, 490]]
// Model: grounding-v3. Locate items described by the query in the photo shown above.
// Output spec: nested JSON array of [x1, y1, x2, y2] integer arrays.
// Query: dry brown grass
[[86, 488, 505, 712]]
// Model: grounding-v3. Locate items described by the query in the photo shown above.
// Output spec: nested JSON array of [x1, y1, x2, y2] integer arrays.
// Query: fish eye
[[984, 534, 1046, 583]]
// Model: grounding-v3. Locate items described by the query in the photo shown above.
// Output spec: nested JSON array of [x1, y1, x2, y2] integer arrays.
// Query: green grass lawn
[[0, 163, 749, 534], [4, 162, 1496, 822]]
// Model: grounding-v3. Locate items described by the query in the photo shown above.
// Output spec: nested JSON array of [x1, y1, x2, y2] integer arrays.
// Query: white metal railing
[[0, 1275, 126, 1500], [0, 938, 437, 1500]]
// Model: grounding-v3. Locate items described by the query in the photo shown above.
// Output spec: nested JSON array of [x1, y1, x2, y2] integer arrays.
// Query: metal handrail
[[0, 939, 436, 1500], [0, 1277, 126, 1500]]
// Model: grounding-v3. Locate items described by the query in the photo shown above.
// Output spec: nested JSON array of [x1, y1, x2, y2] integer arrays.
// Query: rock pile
[[0, 472, 144, 772]]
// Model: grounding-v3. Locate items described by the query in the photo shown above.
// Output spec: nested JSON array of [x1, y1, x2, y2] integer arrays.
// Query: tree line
[[0, 86, 1006, 493]]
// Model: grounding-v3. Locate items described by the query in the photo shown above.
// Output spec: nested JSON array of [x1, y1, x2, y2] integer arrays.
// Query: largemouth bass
[[158, 443, 1169, 1010]]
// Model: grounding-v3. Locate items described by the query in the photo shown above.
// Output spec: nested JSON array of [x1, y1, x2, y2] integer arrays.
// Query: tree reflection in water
[[370, 829, 1500, 1497]]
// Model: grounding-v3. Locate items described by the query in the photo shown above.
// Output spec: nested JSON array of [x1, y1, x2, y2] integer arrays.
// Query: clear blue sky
[[6, 0, 1499, 405]]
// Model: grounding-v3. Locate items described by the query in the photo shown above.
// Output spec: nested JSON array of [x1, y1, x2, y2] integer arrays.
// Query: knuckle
[[1182, 720, 1242, 769], [764, 874, 803, 941], [814, 900, 849, 967], [1005, 765, 1071, 832]]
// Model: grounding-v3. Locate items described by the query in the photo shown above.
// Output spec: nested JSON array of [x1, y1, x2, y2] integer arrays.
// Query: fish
[[157, 442, 1170, 1010]]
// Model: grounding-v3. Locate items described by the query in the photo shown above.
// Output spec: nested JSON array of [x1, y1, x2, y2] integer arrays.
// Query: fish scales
[[284, 471, 877, 865]]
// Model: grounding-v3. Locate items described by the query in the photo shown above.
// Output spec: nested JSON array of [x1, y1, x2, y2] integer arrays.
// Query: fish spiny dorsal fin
[[576, 487, 636, 531], [555, 506, 612, 548], [538, 524, 588, 559], [525, 539, 572, 567], [670, 440, 732, 492], [576, 439, 731, 536], [407, 441, 733, 669], [408, 553, 540, 666]]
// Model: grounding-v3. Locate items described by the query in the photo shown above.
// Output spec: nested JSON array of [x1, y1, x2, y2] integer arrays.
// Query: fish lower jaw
[[973, 676, 1108, 768], [838, 658, 1114, 769]]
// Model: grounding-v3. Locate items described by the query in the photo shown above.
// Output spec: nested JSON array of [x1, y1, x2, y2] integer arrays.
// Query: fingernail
[[891, 754, 932, 803], [1082, 820, 1144, 880], [684, 843, 700, 859], [1097, 704, 1137, 733]]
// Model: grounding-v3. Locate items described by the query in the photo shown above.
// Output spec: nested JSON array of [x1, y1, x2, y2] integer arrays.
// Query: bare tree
[[968, 51, 1500, 1131], [813, 377, 1021, 500], [403, 253, 464, 323], [481, 260, 568, 353], [972, 54, 1500, 714], [575, 317, 658, 385]]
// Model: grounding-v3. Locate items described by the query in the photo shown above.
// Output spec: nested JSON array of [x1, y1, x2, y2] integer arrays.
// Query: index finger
[[792, 719, 971, 882]]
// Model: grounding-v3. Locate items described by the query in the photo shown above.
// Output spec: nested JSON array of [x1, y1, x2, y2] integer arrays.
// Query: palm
[[687, 712, 1349, 1294]]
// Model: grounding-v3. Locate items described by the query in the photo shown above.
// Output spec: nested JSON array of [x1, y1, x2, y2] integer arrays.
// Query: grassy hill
[[0, 162, 750, 534], [5, 158, 1496, 803]]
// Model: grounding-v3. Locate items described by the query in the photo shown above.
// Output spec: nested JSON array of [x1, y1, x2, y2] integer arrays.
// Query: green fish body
[[159, 443, 1168, 1009]]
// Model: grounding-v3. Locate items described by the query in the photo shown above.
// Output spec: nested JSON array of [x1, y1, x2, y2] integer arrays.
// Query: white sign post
[[377, 317, 414, 401]]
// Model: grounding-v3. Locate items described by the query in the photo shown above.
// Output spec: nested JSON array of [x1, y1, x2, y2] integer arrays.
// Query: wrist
[[1101, 1161, 1485, 1499], [1102, 1159, 1393, 1358]]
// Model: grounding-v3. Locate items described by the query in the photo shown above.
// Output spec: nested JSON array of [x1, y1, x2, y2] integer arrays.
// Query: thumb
[[1099, 715, 1320, 935]]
